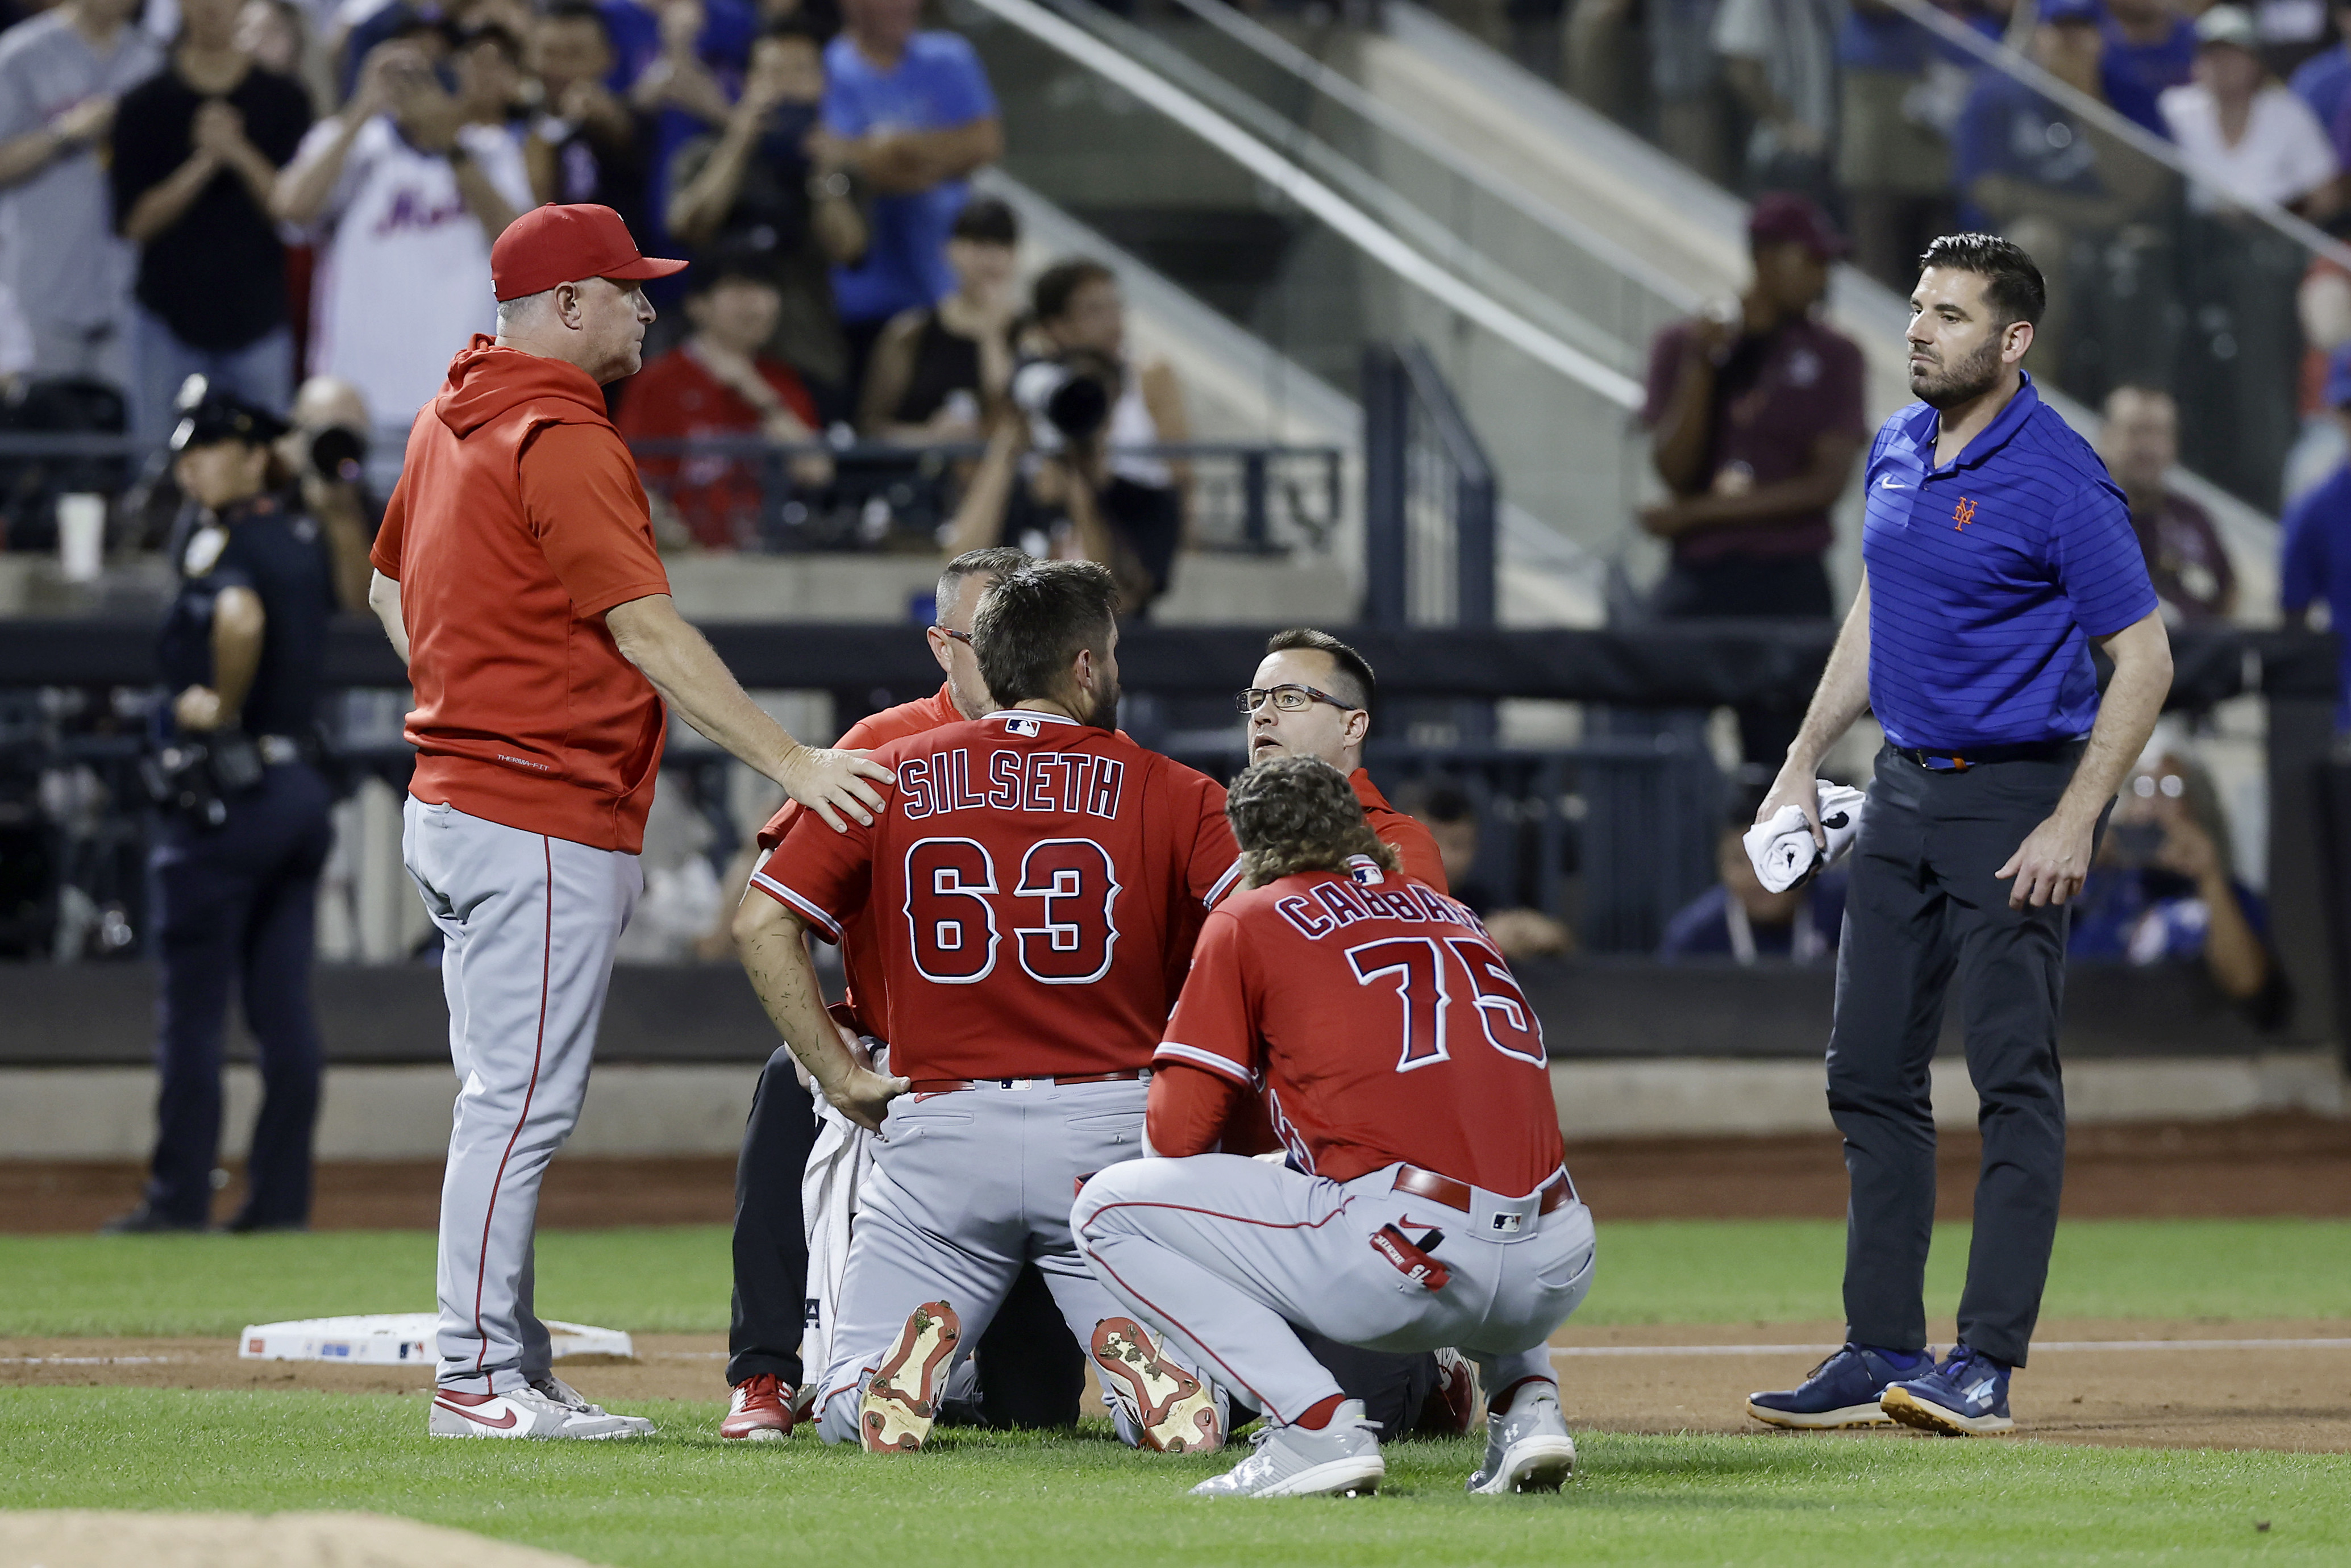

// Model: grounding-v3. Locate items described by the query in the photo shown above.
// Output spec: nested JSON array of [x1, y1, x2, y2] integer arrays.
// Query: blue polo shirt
[[1862, 373, 2157, 751], [2279, 461, 2351, 730]]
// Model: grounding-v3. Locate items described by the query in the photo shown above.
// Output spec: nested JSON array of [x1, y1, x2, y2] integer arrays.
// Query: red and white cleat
[[1418, 1347, 1480, 1436], [1090, 1316, 1223, 1454], [859, 1300, 960, 1453], [720, 1372, 795, 1441], [428, 1384, 637, 1440]]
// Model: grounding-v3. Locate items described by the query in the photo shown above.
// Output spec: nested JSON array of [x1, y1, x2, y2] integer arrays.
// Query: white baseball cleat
[[428, 1383, 638, 1440], [1090, 1317, 1224, 1454], [532, 1373, 656, 1437], [1191, 1399, 1384, 1498], [1466, 1386, 1576, 1495]]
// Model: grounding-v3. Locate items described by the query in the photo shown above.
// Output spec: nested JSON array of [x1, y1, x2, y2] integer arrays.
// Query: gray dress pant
[[1829, 744, 2091, 1369], [402, 798, 640, 1394]]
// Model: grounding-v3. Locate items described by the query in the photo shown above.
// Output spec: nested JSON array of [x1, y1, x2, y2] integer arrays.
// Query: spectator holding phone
[[525, 3, 648, 238], [112, 0, 314, 439], [2071, 747, 2281, 1021], [274, 28, 532, 425]]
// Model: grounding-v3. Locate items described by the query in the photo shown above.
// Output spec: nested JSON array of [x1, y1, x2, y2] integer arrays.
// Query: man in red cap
[[366, 203, 900, 1442], [1636, 192, 1867, 773]]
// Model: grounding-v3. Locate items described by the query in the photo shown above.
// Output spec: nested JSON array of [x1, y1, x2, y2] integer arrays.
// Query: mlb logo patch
[[1004, 714, 1043, 737], [1489, 1211, 1524, 1234]]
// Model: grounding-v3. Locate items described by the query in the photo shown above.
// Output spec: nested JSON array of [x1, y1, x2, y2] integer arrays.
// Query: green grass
[[4, 1388, 2346, 1566], [6, 1220, 2348, 1339]]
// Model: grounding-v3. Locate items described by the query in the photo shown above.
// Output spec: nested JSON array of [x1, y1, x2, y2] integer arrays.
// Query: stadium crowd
[[0, 0, 1195, 601], [1519, 0, 2351, 509]]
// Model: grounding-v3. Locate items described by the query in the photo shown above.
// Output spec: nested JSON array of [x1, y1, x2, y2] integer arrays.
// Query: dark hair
[[542, 1, 613, 41], [1264, 627, 1376, 713], [685, 248, 781, 296], [972, 560, 1118, 709], [1918, 232, 2046, 328], [935, 545, 1028, 617], [457, 20, 525, 65], [757, 16, 822, 47], [1227, 756, 1400, 888], [951, 196, 1019, 247], [1031, 258, 1116, 325]]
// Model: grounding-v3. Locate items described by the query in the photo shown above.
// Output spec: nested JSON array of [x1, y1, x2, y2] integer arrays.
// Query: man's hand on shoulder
[[781, 743, 895, 833]]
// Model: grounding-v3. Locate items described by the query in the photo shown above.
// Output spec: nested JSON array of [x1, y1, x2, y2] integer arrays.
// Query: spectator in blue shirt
[[605, 0, 756, 258], [817, 0, 1000, 388], [2102, 0, 2199, 137], [2070, 748, 2281, 1020], [1952, 0, 2164, 386], [2281, 343, 2351, 730], [2289, 0, 2351, 132], [1659, 814, 1847, 965]]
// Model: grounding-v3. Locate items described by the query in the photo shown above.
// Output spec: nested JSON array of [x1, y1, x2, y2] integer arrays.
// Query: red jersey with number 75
[[1156, 863, 1564, 1195], [753, 709, 1243, 1080]]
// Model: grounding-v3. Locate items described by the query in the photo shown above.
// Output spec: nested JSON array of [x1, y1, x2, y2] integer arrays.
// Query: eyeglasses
[[1235, 684, 1359, 715], [933, 626, 973, 647]]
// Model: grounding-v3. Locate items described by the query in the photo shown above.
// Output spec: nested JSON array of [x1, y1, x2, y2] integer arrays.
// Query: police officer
[[103, 384, 338, 1234]]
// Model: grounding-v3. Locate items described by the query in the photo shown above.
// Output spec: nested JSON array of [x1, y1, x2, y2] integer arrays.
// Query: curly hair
[[1226, 756, 1400, 889]]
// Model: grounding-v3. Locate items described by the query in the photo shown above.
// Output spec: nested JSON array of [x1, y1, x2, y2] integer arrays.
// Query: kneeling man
[[1073, 757, 1595, 1497]]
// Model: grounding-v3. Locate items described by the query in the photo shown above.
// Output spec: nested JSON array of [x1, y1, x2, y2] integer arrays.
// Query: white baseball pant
[[402, 798, 640, 1394], [1072, 1155, 1596, 1428], [812, 1077, 1188, 1444]]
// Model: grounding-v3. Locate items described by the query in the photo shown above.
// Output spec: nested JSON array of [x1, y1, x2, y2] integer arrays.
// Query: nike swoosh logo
[[1878, 477, 1905, 489], [436, 1398, 518, 1430]]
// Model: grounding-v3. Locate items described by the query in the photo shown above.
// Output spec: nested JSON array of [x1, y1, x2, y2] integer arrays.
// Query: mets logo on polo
[[1953, 498, 1977, 530]]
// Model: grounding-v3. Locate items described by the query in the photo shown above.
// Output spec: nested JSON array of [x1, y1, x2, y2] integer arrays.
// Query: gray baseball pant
[[401, 798, 640, 1394], [812, 1078, 1172, 1444], [1073, 1155, 1596, 1428]]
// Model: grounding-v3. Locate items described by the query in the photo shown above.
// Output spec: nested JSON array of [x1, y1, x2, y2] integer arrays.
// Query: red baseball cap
[[490, 203, 686, 302]]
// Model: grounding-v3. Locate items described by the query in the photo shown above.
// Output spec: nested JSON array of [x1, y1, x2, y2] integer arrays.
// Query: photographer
[[938, 347, 1157, 614], [2070, 747, 2285, 1024], [279, 373, 380, 613], [106, 384, 336, 1234]]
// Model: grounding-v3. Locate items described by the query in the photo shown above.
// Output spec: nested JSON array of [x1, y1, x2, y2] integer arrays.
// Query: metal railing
[[1362, 341, 1497, 629]]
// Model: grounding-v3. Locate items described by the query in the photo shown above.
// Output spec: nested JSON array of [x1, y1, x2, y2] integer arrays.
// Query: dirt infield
[[0, 1512, 606, 1568], [6, 1113, 2349, 1233], [5, 1321, 2345, 1453]]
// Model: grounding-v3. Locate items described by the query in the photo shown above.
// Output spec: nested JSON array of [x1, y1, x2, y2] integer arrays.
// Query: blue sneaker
[[1880, 1343, 2015, 1436], [1746, 1344, 1924, 1429]]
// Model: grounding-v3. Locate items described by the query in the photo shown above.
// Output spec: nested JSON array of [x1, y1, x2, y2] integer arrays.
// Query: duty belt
[[1896, 739, 2074, 773], [1391, 1165, 1575, 1215], [906, 1068, 1150, 1096]]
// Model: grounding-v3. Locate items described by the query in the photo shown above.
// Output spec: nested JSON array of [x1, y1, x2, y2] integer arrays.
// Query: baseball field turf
[[5, 1218, 2348, 1565]]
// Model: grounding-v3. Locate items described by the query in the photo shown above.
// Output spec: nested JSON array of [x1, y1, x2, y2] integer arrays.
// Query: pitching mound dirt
[[0, 1511, 606, 1568]]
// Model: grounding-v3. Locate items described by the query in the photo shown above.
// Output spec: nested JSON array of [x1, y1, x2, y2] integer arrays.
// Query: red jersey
[[753, 709, 1242, 1080], [1354, 770, 1447, 893], [1153, 863, 1564, 1195], [616, 346, 821, 550], [750, 682, 964, 1037], [373, 339, 670, 853]]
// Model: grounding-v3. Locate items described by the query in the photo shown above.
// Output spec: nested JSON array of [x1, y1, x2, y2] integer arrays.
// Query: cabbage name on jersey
[[1158, 863, 1566, 1197]]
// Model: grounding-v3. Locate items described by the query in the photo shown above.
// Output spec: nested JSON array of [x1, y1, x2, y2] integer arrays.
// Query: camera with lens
[[1009, 349, 1119, 456], [307, 424, 368, 485]]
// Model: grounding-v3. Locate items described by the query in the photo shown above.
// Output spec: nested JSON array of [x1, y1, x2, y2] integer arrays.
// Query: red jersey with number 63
[[1157, 864, 1564, 1194], [753, 709, 1242, 1080]]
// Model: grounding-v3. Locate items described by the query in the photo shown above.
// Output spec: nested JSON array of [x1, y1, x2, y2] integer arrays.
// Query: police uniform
[[114, 395, 338, 1232]]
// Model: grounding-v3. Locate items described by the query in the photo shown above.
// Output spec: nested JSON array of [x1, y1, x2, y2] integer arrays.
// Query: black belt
[[1895, 740, 2076, 773]]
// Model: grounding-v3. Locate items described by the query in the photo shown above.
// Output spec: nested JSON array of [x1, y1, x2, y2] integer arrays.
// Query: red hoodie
[[372, 336, 672, 854]]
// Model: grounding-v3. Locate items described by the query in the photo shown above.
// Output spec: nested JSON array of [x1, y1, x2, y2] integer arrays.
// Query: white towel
[[1742, 781, 1869, 894], [796, 1045, 884, 1417]]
